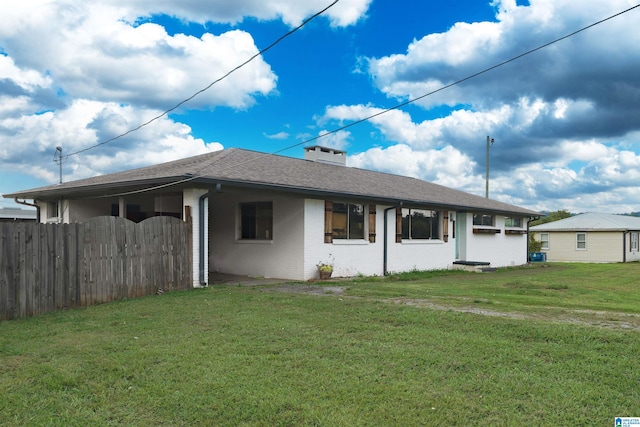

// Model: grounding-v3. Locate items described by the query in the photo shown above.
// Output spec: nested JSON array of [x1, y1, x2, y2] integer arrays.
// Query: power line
[[289, 3, 640, 149], [63, 0, 340, 159], [93, 3, 640, 199]]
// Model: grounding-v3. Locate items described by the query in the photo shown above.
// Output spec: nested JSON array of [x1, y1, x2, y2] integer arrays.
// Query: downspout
[[623, 231, 627, 263], [526, 216, 540, 262], [198, 191, 210, 287], [383, 202, 403, 276], [14, 198, 40, 222]]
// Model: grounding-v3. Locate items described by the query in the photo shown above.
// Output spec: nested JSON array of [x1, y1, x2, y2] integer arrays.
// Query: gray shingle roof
[[4, 148, 539, 216], [531, 212, 640, 231]]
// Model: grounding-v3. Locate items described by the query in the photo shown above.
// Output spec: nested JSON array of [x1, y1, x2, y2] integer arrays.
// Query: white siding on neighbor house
[[209, 192, 305, 280], [627, 232, 640, 262], [184, 188, 209, 287], [536, 231, 623, 263], [461, 213, 528, 267]]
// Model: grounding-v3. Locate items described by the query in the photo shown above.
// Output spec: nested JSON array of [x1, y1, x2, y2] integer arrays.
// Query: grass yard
[[1, 263, 639, 426]]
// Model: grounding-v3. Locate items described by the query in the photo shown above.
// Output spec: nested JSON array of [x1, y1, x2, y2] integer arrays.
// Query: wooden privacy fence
[[0, 216, 192, 320]]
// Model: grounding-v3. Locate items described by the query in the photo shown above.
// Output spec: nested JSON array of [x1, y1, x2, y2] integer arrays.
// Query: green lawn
[[1, 263, 639, 426]]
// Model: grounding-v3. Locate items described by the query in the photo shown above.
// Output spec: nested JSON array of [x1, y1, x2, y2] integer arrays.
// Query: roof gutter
[[383, 202, 403, 276], [14, 198, 40, 222]]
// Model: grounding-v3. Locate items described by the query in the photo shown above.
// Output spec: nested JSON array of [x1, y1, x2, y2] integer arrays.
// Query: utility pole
[[53, 146, 63, 184], [485, 136, 494, 198]]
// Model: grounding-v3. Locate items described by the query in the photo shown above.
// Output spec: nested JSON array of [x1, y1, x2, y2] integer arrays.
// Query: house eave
[[192, 177, 540, 217], [2, 176, 191, 200], [4, 174, 539, 218]]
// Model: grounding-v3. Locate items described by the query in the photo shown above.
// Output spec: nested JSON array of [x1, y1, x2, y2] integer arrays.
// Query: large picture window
[[402, 209, 439, 240], [473, 214, 494, 227], [240, 202, 273, 240], [332, 202, 364, 239]]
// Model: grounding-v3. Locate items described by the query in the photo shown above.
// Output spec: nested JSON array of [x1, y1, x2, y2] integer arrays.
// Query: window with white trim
[[540, 233, 549, 250], [402, 208, 439, 240], [576, 233, 586, 250], [332, 202, 364, 240], [240, 202, 273, 240], [631, 232, 639, 252]]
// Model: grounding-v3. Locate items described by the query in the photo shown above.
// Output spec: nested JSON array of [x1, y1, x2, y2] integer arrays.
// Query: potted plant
[[317, 256, 334, 280]]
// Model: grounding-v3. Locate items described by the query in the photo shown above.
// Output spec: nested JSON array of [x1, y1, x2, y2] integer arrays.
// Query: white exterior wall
[[385, 208, 455, 273], [184, 188, 209, 287], [537, 231, 624, 263], [302, 201, 458, 280], [38, 199, 69, 224], [68, 198, 114, 222], [210, 192, 305, 280], [460, 213, 528, 267], [302, 199, 383, 280]]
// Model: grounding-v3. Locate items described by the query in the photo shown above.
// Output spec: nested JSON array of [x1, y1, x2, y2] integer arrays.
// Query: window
[[240, 202, 273, 240], [47, 201, 59, 219], [632, 232, 639, 252], [540, 233, 549, 250], [332, 203, 364, 239], [576, 233, 586, 250], [402, 209, 439, 240], [505, 217, 523, 228], [473, 214, 494, 227]]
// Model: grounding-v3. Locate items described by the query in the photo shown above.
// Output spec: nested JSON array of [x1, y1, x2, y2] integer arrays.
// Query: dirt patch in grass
[[266, 284, 347, 296], [389, 298, 640, 331], [265, 285, 640, 331]]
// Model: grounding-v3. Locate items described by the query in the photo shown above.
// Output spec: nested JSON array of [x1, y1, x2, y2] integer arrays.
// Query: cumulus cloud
[[116, 0, 372, 28], [1, 98, 222, 183], [316, 0, 640, 213], [0, 0, 372, 188], [316, 130, 352, 150]]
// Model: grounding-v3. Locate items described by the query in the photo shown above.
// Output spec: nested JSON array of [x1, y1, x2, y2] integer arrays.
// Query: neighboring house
[[530, 212, 640, 263], [0, 207, 37, 222], [4, 146, 540, 285]]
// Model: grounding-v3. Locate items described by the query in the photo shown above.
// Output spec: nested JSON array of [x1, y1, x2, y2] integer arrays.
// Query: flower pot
[[319, 270, 332, 280]]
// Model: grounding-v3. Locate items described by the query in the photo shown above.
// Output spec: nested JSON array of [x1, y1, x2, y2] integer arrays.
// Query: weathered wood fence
[[0, 216, 192, 320]]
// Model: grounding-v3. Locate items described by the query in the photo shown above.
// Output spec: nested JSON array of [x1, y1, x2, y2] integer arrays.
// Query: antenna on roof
[[53, 146, 64, 184]]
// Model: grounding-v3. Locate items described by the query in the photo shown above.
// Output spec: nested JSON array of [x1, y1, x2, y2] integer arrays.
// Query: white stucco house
[[530, 212, 640, 263], [4, 146, 540, 286]]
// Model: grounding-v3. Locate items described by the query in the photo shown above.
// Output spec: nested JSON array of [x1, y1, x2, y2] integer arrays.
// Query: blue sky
[[2, 0, 640, 214]]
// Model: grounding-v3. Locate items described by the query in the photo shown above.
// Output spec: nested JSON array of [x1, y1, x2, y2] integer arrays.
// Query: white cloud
[[115, 0, 372, 28], [263, 131, 290, 140], [332, 0, 640, 213], [316, 130, 351, 150], [1, 99, 222, 183], [0, 4, 277, 110]]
